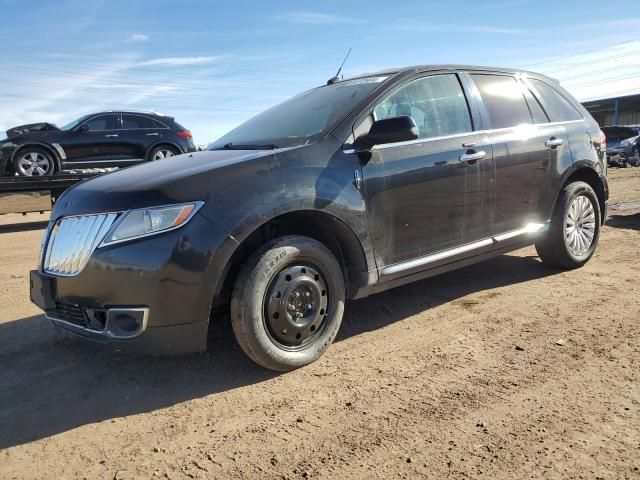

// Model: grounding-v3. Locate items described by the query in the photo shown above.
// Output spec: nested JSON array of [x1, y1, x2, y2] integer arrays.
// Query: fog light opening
[[105, 308, 149, 339]]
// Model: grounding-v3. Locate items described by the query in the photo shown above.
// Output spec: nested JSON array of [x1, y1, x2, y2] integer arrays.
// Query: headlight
[[101, 202, 203, 246]]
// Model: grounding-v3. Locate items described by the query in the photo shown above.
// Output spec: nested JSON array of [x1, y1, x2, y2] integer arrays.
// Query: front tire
[[230, 235, 345, 371], [14, 148, 55, 176], [535, 181, 601, 269]]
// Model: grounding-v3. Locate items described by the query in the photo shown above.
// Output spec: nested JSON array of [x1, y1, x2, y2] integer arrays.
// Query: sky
[[0, 0, 639, 145]]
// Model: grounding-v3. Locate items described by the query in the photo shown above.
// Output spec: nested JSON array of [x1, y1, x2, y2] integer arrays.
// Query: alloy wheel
[[18, 152, 51, 176], [153, 149, 175, 160], [565, 194, 596, 256]]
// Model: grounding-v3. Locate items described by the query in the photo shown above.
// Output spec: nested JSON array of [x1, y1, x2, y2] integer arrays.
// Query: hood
[[6, 122, 59, 139], [52, 147, 300, 218]]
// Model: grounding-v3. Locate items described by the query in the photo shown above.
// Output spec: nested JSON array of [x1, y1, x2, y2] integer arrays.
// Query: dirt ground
[[0, 169, 638, 480]]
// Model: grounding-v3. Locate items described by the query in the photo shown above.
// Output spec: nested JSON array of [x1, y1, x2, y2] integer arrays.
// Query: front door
[[60, 113, 123, 167], [359, 73, 494, 277]]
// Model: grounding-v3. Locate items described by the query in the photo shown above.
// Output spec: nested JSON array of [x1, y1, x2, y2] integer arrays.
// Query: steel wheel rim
[[18, 152, 50, 176], [264, 263, 329, 351], [565, 194, 596, 256], [153, 149, 174, 160]]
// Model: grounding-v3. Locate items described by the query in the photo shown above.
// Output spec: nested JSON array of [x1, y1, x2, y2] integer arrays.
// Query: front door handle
[[545, 137, 564, 148], [105, 134, 118, 138], [459, 150, 486, 162]]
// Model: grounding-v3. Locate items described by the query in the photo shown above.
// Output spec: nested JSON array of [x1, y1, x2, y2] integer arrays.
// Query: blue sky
[[1, 0, 639, 144]]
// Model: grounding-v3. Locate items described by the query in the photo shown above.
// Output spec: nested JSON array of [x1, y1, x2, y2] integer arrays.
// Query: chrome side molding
[[381, 222, 546, 276]]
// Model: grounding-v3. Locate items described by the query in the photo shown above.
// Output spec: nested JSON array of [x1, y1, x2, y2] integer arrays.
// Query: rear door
[[469, 73, 569, 236], [118, 114, 163, 162], [359, 72, 494, 277]]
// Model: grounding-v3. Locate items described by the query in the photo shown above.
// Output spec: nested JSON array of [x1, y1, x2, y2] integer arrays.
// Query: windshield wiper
[[222, 142, 279, 150]]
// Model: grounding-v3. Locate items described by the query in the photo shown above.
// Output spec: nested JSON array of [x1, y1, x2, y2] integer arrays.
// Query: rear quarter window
[[528, 79, 583, 122]]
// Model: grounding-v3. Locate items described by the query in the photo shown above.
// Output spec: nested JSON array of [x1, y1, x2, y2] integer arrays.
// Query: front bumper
[[30, 212, 237, 354]]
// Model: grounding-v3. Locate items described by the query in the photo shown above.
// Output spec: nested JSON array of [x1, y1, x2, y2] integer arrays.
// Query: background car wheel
[[149, 145, 179, 161], [535, 181, 601, 270], [230, 235, 345, 371], [14, 148, 55, 176]]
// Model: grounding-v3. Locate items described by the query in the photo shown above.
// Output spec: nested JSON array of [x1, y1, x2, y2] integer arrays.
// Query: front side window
[[82, 114, 118, 131], [374, 74, 472, 139], [472, 74, 533, 129], [528, 79, 583, 122]]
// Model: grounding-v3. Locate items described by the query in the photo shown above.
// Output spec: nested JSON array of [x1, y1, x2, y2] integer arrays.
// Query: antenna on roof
[[327, 48, 352, 85]]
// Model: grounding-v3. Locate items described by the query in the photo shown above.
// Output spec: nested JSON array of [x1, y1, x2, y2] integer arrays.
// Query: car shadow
[[0, 253, 558, 450], [605, 212, 640, 231]]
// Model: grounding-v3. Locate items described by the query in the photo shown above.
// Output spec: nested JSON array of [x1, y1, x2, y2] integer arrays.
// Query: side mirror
[[355, 116, 419, 151], [78, 123, 90, 132]]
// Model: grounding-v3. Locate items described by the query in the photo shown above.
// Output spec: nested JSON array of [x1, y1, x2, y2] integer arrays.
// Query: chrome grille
[[43, 213, 118, 276]]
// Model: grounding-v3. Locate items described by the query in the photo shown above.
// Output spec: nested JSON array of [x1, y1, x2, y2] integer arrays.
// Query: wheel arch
[[211, 209, 371, 318], [146, 142, 184, 161], [11, 143, 62, 173], [559, 164, 607, 222]]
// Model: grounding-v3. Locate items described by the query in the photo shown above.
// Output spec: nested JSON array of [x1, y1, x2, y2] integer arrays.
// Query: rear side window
[[528, 79, 583, 122], [122, 114, 154, 129], [374, 74, 472, 139], [471, 74, 532, 129], [151, 118, 170, 129]]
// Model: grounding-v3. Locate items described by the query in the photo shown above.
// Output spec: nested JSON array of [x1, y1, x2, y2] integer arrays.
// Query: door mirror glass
[[78, 123, 90, 132], [355, 116, 419, 151]]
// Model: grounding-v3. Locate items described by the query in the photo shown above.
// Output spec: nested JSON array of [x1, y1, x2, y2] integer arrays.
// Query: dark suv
[[1, 111, 196, 176], [30, 65, 608, 371]]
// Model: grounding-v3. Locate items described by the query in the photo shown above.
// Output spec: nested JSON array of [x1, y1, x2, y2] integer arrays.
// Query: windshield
[[59, 115, 89, 131], [209, 76, 389, 149]]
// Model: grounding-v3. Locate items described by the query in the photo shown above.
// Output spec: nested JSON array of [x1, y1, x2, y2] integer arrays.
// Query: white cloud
[[273, 11, 357, 25], [138, 56, 222, 67], [129, 34, 149, 42]]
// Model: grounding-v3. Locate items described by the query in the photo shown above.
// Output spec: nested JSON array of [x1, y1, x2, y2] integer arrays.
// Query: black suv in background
[[30, 65, 608, 371], [0, 111, 196, 176], [601, 125, 640, 167]]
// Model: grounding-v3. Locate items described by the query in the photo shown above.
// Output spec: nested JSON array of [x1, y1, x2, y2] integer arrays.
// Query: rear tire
[[535, 181, 601, 270], [13, 147, 55, 176], [149, 145, 179, 161], [230, 235, 345, 371]]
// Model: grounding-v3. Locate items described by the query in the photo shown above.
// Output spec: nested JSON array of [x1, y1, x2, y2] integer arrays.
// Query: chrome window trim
[[343, 119, 584, 154], [381, 223, 547, 276]]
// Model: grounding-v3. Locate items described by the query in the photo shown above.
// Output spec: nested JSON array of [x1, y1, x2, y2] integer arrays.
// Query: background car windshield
[[209, 77, 388, 149]]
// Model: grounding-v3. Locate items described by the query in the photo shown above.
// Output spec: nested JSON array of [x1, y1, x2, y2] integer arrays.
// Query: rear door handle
[[545, 137, 564, 148], [459, 150, 486, 162], [146, 132, 159, 136], [105, 134, 118, 138]]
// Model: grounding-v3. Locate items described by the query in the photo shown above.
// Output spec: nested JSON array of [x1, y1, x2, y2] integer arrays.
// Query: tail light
[[600, 130, 606, 150], [177, 131, 192, 139]]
